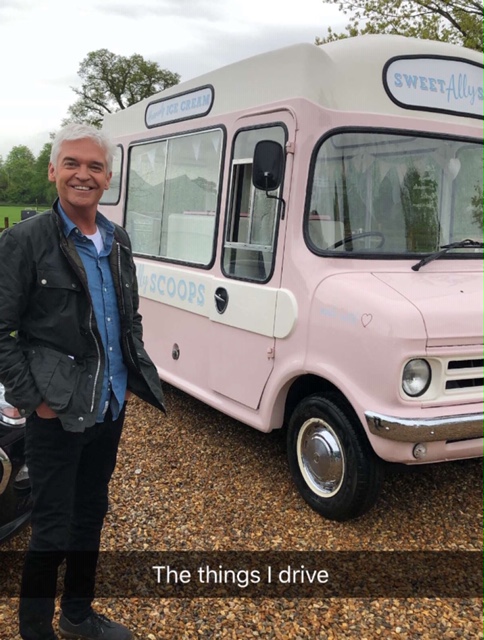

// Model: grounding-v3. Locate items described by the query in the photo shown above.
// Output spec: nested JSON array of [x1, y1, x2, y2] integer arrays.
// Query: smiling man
[[0, 124, 165, 640], [48, 137, 113, 232]]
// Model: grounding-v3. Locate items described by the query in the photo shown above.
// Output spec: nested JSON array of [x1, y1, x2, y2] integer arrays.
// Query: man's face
[[48, 138, 112, 214]]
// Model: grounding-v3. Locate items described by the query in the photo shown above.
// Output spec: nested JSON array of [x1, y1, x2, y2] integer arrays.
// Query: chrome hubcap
[[297, 418, 344, 497]]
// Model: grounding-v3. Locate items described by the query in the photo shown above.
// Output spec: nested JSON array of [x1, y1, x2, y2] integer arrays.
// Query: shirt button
[[71, 283, 77, 288], [109, 347, 113, 351], [107, 317, 111, 322], [41, 279, 47, 285], [78, 416, 84, 422]]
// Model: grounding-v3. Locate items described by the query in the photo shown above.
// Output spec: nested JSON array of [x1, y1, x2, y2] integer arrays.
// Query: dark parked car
[[0, 383, 31, 543]]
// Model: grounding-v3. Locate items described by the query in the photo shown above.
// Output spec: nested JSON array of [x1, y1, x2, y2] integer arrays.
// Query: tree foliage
[[0, 144, 56, 205], [64, 49, 181, 127], [317, 0, 483, 51], [401, 168, 440, 251], [1, 146, 36, 204], [0, 158, 6, 196], [32, 143, 57, 205]]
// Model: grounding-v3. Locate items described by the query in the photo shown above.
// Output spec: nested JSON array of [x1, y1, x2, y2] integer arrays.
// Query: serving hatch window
[[125, 128, 223, 265], [306, 131, 483, 256]]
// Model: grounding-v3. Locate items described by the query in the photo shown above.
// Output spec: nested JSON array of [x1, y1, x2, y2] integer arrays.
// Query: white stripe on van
[[134, 259, 297, 339]]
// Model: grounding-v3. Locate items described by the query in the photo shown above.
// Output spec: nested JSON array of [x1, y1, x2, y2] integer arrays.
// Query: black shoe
[[58, 611, 133, 639]]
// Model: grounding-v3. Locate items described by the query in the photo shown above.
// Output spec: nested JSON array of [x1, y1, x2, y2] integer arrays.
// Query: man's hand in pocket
[[35, 402, 58, 419]]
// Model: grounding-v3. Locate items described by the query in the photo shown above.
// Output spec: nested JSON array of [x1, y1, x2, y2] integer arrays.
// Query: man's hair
[[50, 123, 116, 174]]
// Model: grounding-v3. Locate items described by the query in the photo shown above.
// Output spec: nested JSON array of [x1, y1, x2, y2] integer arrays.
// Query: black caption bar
[[1, 551, 481, 598]]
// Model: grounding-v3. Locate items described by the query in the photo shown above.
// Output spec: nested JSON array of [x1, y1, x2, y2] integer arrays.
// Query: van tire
[[287, 393, 383, 521]]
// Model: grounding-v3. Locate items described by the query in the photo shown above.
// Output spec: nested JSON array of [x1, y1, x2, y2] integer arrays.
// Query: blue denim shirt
[[58, 205, 128, 422]]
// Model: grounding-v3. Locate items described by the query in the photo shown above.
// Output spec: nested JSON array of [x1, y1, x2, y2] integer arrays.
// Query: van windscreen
[[307, 131, 483, 257]]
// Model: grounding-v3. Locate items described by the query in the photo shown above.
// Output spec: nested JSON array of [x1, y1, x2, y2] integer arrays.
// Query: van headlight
[[402, 359, 431, 397]]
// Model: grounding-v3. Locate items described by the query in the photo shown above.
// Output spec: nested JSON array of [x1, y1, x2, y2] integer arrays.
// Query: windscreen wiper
[[412, 239, 484, 271]]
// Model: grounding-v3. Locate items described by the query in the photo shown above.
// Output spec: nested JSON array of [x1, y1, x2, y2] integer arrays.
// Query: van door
[[208, 114, 295, 409]]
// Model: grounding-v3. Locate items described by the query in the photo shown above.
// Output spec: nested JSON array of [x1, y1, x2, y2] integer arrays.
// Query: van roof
[[102, 35, 483, 136]]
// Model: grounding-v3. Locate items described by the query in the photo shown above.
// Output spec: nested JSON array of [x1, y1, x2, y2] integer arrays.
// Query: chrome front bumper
[[365, 411, 484, 443]]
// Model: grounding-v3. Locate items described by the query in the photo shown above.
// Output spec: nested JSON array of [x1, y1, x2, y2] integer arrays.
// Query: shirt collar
[[57, 200, 115, 244]]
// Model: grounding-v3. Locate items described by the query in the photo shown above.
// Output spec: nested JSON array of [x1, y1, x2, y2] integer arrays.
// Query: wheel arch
[[282, 374, 363, 434]]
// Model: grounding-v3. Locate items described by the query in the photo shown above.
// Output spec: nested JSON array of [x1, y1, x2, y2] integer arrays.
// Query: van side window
[[100, 145, 123, 205], [223, 126, 285, 281], [125, 129, 223, 265]]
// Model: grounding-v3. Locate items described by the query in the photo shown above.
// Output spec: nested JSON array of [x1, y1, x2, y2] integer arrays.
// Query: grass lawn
[[0, 205, 47, 227]]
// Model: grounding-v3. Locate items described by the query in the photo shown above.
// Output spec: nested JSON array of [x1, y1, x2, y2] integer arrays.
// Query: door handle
[[214, 287, 229, 314]]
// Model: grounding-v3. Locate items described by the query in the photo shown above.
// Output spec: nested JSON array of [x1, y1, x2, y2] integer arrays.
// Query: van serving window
[[125, 128, 223, 265], [223, 126, 285, 281]]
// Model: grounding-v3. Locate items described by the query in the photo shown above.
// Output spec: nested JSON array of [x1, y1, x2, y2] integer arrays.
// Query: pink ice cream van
[[100, 35, 483, 520]]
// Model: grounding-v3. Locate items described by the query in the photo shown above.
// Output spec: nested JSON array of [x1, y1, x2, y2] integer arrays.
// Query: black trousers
[[19, 406, 126, 640]]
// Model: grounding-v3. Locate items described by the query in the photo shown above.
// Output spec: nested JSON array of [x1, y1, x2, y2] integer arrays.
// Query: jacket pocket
[[35, 269, 83, 320], [27, 346, 80, 412], [37, 269, 82, 291]]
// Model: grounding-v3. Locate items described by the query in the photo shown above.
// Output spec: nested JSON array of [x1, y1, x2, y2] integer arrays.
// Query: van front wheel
[[287, 394, 383, 521]]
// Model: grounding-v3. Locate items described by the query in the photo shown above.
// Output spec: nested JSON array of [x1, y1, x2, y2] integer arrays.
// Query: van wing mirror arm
[[264, 192, 286, 220]]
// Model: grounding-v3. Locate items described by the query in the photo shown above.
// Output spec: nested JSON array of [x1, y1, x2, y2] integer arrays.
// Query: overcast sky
[[0, 0, 344, 159]]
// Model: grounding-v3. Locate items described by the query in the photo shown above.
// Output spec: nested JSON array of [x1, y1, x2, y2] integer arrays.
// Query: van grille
[[445, 357, 484, 399], [448, 359, 484, 370]]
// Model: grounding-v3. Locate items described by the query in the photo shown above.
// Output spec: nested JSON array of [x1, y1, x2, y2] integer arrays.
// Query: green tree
[[401, 167, 440, 251], [31, 143, 57, 206], [0, 157, 7, 202], [3, 146, 36, 204], [471, 185, 483, 230], [317, 0, 483, 51], [64, 49, 180, 127], [471, 156, 484, 231]]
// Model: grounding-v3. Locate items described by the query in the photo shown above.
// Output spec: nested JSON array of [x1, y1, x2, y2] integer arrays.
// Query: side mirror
[[252, 140, 284, 192]]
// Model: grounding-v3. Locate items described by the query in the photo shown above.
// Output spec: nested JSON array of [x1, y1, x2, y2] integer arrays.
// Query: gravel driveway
[[1, 384, 482, 639]]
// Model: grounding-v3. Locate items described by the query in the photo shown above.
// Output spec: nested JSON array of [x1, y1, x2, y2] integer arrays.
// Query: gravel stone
[[1, 385, 482, 638]]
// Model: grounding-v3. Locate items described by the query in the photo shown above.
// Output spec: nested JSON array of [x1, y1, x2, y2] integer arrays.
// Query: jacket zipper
[[117, 242, 126, 317], [60, 240, 102, 413], [88, 306, 102, 412]]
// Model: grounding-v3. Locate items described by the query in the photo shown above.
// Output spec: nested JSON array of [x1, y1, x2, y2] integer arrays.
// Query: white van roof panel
[[102, 35, 483, 136]]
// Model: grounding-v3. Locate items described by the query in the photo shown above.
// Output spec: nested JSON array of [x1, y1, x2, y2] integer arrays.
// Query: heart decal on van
[[361, 314, 373, 327]]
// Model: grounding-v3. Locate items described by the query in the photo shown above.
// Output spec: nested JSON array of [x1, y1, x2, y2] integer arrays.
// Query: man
[[0, 124, 165, 640]]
